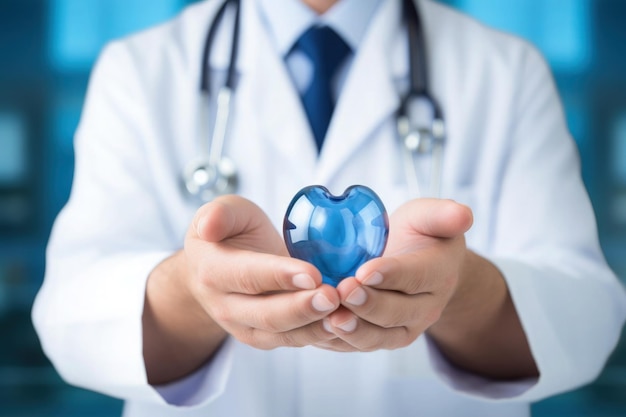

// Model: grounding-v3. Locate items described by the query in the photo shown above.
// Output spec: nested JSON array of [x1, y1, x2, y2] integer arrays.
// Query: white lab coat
[[33, 0, 626, 416]]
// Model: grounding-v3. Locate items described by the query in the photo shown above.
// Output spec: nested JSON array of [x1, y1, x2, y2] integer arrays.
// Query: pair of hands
[[183, 195, 473, 353]]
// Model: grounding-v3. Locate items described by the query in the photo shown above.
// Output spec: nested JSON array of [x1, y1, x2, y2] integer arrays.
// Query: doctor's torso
[[73, 0, 563, 415], [111, 0, 524, 248]]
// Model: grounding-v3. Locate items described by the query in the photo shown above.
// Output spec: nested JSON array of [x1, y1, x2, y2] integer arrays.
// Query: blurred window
[[0, 112, 27, 187], [49, 0, 187, 71], [454, 0, 591, 71], [613, 111, 626, 186]]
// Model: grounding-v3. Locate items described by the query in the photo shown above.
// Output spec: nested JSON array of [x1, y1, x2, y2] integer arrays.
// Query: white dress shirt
[[256, 0, 382, 99]]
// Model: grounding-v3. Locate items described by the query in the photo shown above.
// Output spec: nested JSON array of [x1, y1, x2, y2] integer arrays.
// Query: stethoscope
[[184, 0, 445, 202]]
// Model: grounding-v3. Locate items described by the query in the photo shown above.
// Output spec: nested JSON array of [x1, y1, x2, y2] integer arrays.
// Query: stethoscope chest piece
[[397, 92, 445, 198], [184, 156, 238, 202]]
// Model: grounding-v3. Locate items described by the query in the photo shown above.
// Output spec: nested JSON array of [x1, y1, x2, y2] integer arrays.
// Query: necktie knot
[[291, 26, 351, 152], [293, 26, 351, 79]]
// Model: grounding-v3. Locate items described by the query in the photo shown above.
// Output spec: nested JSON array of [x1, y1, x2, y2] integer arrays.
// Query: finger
[[392, 199, 473, 239], [337, 278, 441, 329], [355, 248, 456, 294], [314, 339, 359, 353], [325, 308, 415, 352], [240, 320, 337, 350], [187, 243, 324, 294], [190, 195, 260, 241], [189, 195, 288, 255], [220, 285, 340, 332]]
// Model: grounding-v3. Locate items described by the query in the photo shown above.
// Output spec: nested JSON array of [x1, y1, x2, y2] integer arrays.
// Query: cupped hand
[[317, 199, 473, 352], [183, 195, 341, 350]]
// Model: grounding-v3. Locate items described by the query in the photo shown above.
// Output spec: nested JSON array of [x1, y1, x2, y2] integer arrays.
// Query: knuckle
[[387, 307, 409, 328], [293, 309, 315, 327], [360, 344, 379, 353], [270, 258, 292, 291], [383, 329, 414, 350], [237, 269, 262, 295], [275, 331, 302, 348], [211, 304, 232, 326], [195, 275, 212, 293], [404, 274, 425, 295], [399, 329, 417, 348], [316, 340, 345, 352], [405, 301, 425, 325], [236, 328, 255, 346], [239, 328, 274, 350], [256, 311, 281, 332], [254, 340, 276, 351], [360, 336, 384, 352], [194, 261, 213, 288], [424, 306, 444, 326], [254, 340, 276, 350], [238, 257, 292, 294]]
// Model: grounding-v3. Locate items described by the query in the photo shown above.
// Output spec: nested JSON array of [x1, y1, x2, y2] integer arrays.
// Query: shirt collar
[[255, 0, 383, 56]]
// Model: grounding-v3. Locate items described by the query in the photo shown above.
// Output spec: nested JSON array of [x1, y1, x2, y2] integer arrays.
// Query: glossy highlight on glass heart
[[283, 185, 389, 287]]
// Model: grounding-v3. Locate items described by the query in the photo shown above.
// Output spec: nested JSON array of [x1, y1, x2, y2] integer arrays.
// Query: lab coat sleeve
[[31, 41, 234, 406], [425, 45, 626, 401]]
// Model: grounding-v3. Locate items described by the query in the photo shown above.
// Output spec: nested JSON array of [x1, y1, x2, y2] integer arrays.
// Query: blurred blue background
[[0, 0, 625, 416]]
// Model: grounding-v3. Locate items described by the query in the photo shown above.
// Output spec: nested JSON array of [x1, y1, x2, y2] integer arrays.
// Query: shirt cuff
[[154, 337, 235, 407], [423, 335, 538, 401], [424, 255, 625, 403]]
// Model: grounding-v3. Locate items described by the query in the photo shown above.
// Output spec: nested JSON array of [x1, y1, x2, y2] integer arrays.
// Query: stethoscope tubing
[[187, 0, 446, 201]]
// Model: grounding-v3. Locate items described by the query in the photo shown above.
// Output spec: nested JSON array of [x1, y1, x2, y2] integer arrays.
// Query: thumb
[[190, 195, 267, 242], [392, 198, 473, 238]]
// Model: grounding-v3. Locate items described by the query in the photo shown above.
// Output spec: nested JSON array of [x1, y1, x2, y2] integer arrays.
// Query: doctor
[[33, 0, 625, 416]]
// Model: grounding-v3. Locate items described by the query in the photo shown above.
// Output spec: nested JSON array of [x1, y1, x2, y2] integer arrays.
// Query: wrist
[[143, 250, 227, 385], [428, 249, 507, 340], [425, 250, 537, 379]]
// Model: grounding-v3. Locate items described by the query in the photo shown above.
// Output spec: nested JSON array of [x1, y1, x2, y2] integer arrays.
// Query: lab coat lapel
[[249, 5, 318, 178], [202, 1, 308, 163], [316, 0, 402, 184]]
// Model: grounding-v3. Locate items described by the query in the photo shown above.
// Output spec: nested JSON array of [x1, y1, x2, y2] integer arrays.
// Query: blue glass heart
[[283, 185, 389, 287]]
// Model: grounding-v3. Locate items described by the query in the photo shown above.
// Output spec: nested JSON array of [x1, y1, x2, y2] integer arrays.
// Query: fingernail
[[337, 317, 357, 333], [196, 217, 207, 238], [312, 293, 335, 312], [363, 272, 383, 286], [322, 319, 334, 334], [293, 273, 316, 290], [346, 287, 367, 306]]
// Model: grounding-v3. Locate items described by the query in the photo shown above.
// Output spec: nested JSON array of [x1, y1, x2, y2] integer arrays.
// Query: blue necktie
[[292, 26, 351, 152]]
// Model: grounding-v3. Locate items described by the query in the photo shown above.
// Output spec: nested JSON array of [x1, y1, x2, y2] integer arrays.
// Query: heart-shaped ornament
[[283, 185, 389, 287]]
